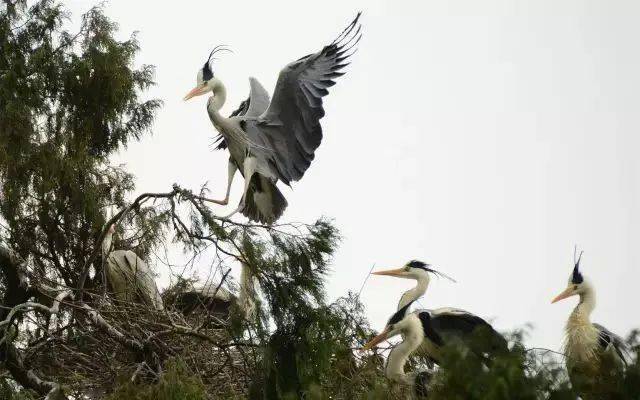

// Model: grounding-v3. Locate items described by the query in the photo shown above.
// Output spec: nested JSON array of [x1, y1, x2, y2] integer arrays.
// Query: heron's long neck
[[386, 319, 423, 385], [398, 277, 429, 310], [571, 288, 596, 323], [565, 287, 599, 363], [207, 82, 227, 123], [101, 231, 113, 259]]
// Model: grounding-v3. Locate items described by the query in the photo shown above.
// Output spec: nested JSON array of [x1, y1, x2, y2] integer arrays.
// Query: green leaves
[[0, 0, 160, 287]]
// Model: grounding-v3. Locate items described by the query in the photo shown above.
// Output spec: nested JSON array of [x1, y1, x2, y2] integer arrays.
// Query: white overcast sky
[[65, 0, 640, 352]]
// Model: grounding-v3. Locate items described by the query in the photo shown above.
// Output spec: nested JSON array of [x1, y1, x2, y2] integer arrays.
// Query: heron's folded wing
[[594, 322, 630, 365], [250, 13, 362, 184]]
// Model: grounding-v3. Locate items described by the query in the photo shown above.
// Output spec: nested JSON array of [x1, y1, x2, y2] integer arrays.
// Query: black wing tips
[[328, 13, 362, 59], [319, 13, 362, 81], [331, 12, 363, 47]]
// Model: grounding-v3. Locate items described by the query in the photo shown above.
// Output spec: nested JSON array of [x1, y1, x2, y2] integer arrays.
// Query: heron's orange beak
[[183, 84, 210, 101], [551, 286, 576, 304], [360, 326, 391, 351], [371, 267, 405, 277]]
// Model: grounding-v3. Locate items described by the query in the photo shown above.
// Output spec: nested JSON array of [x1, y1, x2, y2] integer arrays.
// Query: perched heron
[[368, 260, 507, 366], [101, 224, 164, 310], [372, 260, 456, 316], [183, 13, 362, 224], [361, 302, 434, 397], [172, 261, 257, 323], [551, 248, 629, 398]]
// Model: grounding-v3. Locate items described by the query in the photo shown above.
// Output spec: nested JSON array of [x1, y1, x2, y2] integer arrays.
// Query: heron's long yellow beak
[[183, 84, 210, 101], [371, 267, 405, 277], [360, 327, 390, 351], [551, 286, 576, 304]]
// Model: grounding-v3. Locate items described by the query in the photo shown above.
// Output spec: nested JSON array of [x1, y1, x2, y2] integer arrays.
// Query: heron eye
[[404, 267, 410, 271], [573, 285, 578, 290]]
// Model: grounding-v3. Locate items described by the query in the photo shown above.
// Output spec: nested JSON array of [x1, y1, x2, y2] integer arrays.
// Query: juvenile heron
[[184, 14, 362, 224], [551, 248, 629, 398]]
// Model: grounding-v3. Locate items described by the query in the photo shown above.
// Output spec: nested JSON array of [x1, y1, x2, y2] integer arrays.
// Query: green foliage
[[426, 343, 572, 400], [0, 0, 163, 288], [250, 293, 380, 399], [1, 2, 639, 400], [106, 360, 206, 400]]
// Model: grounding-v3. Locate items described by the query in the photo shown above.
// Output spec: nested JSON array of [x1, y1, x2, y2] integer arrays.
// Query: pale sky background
[[65, 0, 640, 352]]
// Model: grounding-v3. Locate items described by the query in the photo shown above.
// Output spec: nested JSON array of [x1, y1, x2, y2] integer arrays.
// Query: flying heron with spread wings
[[183, 14, 362, 224]]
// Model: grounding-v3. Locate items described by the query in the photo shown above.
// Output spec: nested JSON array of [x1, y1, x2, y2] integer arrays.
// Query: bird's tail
[[240, 175, 288, 224]]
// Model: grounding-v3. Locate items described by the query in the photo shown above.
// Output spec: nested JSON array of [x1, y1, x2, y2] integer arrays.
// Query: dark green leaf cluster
[[0, 0, 162, 288], [105, 359, 207, 400]]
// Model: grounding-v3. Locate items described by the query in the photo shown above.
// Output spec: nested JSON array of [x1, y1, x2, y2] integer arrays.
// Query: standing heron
[[101, 223, 164, 310], [183, 14, 362, 224], [551, 249, 629, 398]]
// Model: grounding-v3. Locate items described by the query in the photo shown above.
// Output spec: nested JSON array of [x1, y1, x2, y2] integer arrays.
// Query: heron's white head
[[371, 260, 455, 283], [183, 45, 230, 101], [551, 249, 594, 304]]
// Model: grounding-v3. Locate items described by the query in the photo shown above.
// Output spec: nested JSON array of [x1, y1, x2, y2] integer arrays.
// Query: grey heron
[[361, 300, 506, 397], [372, 260, 456, 315], [183, 14, 362, 224], [363, 303, 507, 366], [551, 248, 629, 398], [172, 261, 257, 323], [101, 223, 164, 310], [368, 260, 506, 366], [361, 302, 434, 397], [372, 260, 456, 367]]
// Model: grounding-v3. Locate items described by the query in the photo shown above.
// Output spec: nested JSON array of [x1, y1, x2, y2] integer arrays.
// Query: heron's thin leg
[[202, 159, 237, 205], [222, 206, 240, 220], [222, 157, 257, 220], [240, 157, 257, 204]]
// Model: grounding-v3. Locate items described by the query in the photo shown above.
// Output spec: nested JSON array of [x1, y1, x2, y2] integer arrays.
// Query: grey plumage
[[195, 13, 362, 224], [241, 14, 361, 185], [417, 307, 507, 364], [593, 323, 630, 366]]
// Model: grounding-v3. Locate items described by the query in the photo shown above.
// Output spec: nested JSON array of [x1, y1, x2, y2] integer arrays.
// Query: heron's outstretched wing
[[593, 323, 629, 366], [247, 13, 362, 184], [215, 78, 271, 150]]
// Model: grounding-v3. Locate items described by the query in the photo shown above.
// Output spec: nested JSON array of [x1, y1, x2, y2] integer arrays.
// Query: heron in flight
[[183, 14, 362, 224], [551, 248, 629, 398]]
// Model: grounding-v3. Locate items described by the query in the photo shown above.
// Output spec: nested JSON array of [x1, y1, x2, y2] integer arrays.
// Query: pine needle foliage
[[1, 2, 639, 399]]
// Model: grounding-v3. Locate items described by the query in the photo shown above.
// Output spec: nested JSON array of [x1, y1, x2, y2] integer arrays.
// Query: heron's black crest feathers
[[408, 260, 457, 282], [202, 44, 232, 82], [572, 246, 584, 284]]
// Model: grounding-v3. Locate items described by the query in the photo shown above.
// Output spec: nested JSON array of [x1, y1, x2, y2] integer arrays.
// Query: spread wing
[[246, 13, 362, 184], [215, 78, 271, 150]]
